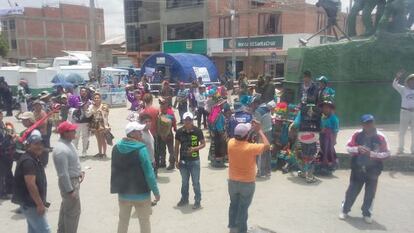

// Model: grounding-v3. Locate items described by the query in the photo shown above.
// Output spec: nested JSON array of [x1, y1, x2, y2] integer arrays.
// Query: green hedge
[[285, 32, 414, 126]]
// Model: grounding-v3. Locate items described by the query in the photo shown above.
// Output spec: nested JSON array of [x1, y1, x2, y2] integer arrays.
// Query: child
[[316, 101, 339, 175]]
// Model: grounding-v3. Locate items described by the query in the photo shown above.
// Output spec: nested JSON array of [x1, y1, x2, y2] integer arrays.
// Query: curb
[[337, 154, 414, 172]]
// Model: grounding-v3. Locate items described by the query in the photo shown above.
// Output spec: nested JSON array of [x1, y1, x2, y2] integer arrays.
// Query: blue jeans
[[228, 180, 255, 233], [179, 160, 201, 202], [21, 206, 51, 233]]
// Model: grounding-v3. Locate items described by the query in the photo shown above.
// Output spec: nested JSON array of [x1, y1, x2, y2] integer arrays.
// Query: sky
[[0, 0, 352, 39]]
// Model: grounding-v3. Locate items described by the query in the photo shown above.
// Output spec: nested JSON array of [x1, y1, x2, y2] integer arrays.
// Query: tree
[[0, 35, 9, 58]]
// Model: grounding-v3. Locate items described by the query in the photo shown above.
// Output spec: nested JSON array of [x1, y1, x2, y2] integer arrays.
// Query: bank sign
[[224, 36, 283, 50]]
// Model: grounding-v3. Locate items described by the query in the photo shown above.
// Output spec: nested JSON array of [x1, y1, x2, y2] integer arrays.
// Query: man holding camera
[[227, 120, 270, 233]]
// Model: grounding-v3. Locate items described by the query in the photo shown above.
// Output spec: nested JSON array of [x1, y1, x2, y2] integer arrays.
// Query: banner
[[193, 67, 210, 82]]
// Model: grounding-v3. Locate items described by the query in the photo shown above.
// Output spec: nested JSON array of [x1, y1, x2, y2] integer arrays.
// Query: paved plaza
[[1, 106, 414, 233]]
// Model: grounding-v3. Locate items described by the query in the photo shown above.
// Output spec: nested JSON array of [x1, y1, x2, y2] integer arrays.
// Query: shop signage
[[224, 36, 283, 49], [163, 39, 207, 54]]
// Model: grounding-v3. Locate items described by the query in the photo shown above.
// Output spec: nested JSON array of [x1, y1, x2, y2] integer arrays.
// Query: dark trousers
[[197, 107, 208, 128], [156, 135, 175, 168], [0, 156, 13, 196], [342, 169, 380, 217], [228, 180, 255, 233], [178, 103, 188, 123], [2, 94, 13, 116], [41, 135, 50, 167]]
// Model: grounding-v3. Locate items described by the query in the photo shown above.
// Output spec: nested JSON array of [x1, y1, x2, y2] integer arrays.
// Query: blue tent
[[141, 53, 219, 83]]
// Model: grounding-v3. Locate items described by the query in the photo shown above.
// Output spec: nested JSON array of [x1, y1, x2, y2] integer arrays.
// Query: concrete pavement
[[1, 106, 414, 233]]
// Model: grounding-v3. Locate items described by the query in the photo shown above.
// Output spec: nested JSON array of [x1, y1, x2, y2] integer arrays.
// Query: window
[[1, 20, 7, 31], [9, 19, 15, 30], [11, 39, 17, 49], [126, 25, 140, 52], [167, 22, 203, 40], [258, 13, 281, 35], [219, 16, 232, 37], [166, 0, 204, 9], [124, 0, 141, 23], [251, 0, 266, 8]]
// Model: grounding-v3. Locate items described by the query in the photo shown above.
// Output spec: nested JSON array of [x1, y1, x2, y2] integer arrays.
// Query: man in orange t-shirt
[[227, 120, 270, 233]]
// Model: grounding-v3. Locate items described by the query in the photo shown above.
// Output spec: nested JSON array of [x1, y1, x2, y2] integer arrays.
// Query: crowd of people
[[0, 68, 401, 233]]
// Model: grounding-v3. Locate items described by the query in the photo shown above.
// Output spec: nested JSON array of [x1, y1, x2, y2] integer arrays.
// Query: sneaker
[[229, 228, 238, 233], [166, 164, 175, 170], [193, 202, 201, 210], [338, 212, 348, 220], [14, 207, 22, 214], [363, 216, 373, 224], [176, 199, 189, 207], [306, 175, 316, 183]]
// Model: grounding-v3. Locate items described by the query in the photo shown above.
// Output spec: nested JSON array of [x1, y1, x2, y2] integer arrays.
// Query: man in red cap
[[52, 121, 85, 233]]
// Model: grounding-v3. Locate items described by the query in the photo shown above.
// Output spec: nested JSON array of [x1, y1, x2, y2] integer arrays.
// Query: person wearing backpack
[[111, 122, 160, 233], [208, 99, 227, 168], [156, 98, 177, 170]]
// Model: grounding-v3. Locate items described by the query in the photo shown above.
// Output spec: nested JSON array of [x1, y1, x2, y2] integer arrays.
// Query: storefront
[[161, 34, 328, 80], [211, 35, 286, 79]]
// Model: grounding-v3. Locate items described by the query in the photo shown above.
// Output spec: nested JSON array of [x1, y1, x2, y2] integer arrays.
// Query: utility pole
[[230, 0, 236, 81], [247, 0, 251, 78], [89, 0, 98, 83]]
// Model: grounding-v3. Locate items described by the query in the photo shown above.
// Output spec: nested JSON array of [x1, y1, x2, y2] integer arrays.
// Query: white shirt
[[141, 130, 155, 163], [195, 92, 207, 108], [393, 79, 414, 109]]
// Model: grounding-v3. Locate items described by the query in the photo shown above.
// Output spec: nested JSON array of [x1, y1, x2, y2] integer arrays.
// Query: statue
[[378, 0, 410, 33], [347, 0, 386, 37], [406, 0, 414, 28]]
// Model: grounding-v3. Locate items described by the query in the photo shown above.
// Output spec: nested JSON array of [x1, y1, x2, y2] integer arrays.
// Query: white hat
[[20, 112, 36, 123], [125, 122, 145, 135], [183, 112, 194, 120], [234, 123, 252, 137]]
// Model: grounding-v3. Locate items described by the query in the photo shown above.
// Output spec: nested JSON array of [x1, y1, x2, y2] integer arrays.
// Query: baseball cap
[[26, 134, 43, 145], [234, 123, 252, 137], [125, 122, 145, 135], [183, 112, 194, 120], [57, 121, 78, 134], [317, 76, 329, 83], [361, 114, 375, 123], [20, 112, 36, 123]]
